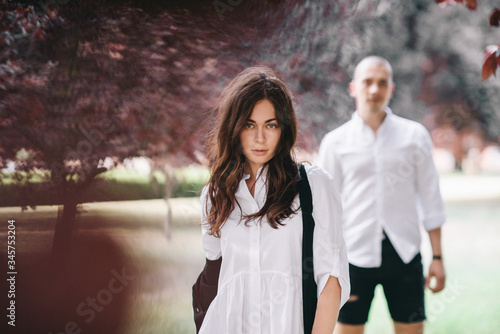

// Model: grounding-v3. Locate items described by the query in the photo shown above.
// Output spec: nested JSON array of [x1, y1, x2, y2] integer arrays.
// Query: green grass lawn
[[0, 173, 499, 333], [365, 197, 500, 334]]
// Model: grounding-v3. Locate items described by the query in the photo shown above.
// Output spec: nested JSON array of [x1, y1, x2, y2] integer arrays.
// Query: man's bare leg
[[394, 321, 424, 334], [334, 323, 365, 334]]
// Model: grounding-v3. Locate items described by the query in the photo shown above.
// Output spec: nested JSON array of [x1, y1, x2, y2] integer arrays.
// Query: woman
[[199, 66, 349, 334]]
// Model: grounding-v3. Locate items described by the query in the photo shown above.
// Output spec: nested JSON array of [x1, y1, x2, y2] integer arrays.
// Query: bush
[[0, 166, 209, 207]]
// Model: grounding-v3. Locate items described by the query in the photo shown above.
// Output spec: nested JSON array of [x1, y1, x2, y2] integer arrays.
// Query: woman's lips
[[252, 149, 268, 156]]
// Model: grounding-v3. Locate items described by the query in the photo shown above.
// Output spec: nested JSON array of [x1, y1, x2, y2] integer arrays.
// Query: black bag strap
[[298, 164, 317, 334], [193, 165, 317, 333]]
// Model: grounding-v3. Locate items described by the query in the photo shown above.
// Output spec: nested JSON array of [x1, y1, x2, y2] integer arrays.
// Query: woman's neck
[[244, 164, 263, 197]]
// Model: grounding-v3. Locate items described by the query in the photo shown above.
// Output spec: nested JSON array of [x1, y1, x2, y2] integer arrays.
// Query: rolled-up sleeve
[[308, 166, 350, 308], [415, 126, 446, 231], [200, 186, 222, 260]]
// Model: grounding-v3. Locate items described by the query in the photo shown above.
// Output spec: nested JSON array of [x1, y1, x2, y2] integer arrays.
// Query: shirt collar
[[241, 164, 268, 204], [352, 107, 393, 122], [243, 164, 268, 181], [352, 107, 393, 134], [243, 165, 268, 180]]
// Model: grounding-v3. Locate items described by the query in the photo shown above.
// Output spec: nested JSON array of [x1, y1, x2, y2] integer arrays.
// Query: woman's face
[[239, 99, 281, 176]]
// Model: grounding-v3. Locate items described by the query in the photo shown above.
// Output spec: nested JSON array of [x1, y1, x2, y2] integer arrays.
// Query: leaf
[[484, 45, 499, 61], [108, 50, 123, 59], [464, 0, 477, 10], [435, 0, 477, 10], [490, 8, 500, 27], [482, 49, 499, 81]]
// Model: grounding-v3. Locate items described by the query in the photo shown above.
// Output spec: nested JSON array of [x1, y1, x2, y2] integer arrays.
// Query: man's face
[[349, 62, 395, 114]]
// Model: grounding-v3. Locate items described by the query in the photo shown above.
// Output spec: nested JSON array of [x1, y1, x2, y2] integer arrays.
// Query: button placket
[[374, 131, 385, 264], [374, 136, 382, 220], [248, 168, 265, 329], [249, 218, 261, 329]]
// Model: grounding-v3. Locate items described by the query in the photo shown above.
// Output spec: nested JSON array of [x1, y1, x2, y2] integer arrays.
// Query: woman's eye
[[268, 123, 278, 129], [245, 123, 253, 128]]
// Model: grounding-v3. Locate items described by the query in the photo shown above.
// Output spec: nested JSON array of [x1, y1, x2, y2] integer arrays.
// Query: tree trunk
[[164, 166, 175, 240], [49, 167, 106, 262], [151, 163, 176, 240], [51, 198, 78, 263]]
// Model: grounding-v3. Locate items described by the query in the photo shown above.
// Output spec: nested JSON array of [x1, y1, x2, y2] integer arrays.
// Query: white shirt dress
[[199, 165, 350, 334]]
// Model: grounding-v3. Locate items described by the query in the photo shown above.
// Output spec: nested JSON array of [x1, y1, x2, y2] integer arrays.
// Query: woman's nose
[[255, 128, 266, 143]]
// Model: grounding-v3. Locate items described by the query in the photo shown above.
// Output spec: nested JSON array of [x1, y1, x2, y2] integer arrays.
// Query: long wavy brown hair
[[204, 66, 300, 237]]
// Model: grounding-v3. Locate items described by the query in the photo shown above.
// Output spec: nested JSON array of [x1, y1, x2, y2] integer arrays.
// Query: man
[[317, 56, 446, 334]]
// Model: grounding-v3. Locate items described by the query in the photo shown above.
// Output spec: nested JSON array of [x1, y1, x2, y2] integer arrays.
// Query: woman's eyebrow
[[246, 118, 278, 123]]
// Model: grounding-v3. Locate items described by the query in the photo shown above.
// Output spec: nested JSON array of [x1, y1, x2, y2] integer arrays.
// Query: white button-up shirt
[[317, 108, 446, 268], [200, 165, 350, 334]]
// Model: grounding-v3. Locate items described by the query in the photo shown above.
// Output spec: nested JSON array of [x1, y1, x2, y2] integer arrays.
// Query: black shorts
[[338, 235, 426, 325]]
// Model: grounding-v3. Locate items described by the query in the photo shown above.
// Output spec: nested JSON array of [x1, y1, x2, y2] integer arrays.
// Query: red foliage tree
[[435, 0, 500, 80], [1, 0, 362, 256], [0, 1, 223, 256], [3, 0, 498, 257]]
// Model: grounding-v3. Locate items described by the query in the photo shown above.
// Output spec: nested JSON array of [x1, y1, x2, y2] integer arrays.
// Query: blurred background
[[1, 0, 499, 333]]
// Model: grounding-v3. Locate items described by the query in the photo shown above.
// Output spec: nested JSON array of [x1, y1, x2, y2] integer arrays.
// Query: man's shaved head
[[353, 56, 393, 83]]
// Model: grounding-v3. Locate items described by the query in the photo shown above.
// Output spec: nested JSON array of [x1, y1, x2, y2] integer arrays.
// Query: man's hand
[[425, 259, 446, 293]]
